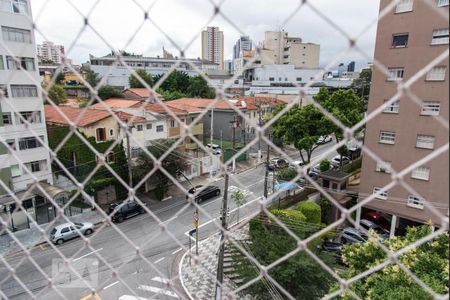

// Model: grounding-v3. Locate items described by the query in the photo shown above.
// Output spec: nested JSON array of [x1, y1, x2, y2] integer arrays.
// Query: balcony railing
[[191, 123, 203, 135], [0, 0, 28, 15]]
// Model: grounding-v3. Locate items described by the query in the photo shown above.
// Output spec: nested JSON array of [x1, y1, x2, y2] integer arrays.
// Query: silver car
[[49, 222, 94, 245]]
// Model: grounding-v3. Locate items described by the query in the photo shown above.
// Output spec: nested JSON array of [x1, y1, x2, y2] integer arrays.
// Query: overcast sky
[[31, 0, 380, 70]]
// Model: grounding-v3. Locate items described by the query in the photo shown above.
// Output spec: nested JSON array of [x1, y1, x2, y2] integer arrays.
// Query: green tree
[[156, 88, 187, 101], [297, 201, 321, 224], [134, 139, 187, 200], [154, 70, 190, 93], [276, 167, 297, 182], [336, 145, 349, 170], [47, 84, 67, 105], [333, 225, 449, 300], [97, 85, 124, 100], [320, 159, 331, 172], [129, 69, 154, 88], [231, 188, 246, 223], [55, 72, 65, 85], [85, 70, 101, 87], [186, 75, 216, 98], [273, 104, 332, 165], [350, 68, 372, 108]]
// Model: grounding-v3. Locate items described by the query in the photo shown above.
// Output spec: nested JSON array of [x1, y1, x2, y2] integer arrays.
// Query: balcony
[[185, 143, 198, 150], [190, 123, 203, 136], [0, 0, 29, 15]]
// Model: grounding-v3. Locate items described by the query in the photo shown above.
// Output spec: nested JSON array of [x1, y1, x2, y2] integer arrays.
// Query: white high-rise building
[[37, 41, 65, 64], [201, 26, 224, 70], [0, 0, 54, 230]]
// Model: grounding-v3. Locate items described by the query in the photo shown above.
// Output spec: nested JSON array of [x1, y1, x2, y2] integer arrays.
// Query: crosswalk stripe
[[118, 295, 150, 300], [138, 285, 179, 299], [151, 276, 170, 284]]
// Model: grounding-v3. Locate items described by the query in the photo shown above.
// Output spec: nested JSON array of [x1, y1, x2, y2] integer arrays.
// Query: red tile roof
[[45, 105, 111, 127], [238, 96, 285, 110], [142, 103, 187, 116], [124, 88, 161, 98], [89, 98, 143, 109]]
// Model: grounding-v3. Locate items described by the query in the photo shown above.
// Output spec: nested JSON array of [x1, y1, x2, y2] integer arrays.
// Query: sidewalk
[[0, 210, 104, 257], [179, 224, 252, 300]]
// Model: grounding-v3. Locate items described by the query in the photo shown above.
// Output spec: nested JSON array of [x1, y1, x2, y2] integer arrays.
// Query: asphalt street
[[0, 141, 337, 300]]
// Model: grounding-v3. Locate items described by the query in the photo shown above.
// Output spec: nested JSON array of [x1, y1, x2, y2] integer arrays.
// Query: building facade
[[358, 0, 449, 229], [37, 41, 65, 64], [260, 31, 320, 69], [201, 26, 224, 70], [0, 0, 57, 230]]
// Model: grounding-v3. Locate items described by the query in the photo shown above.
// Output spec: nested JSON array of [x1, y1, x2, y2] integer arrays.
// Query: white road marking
[[72, 248, 103, 262], [118, 295, 150, 300], [154, 257, 165, 264], [138, 285, 179, 298], [151, 276, 170, 284], [103, 280, 119, 290], [171, 248, 182, 255]]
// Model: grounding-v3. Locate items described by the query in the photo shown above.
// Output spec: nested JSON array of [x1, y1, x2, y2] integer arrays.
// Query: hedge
[[297, 201, 321, 224]]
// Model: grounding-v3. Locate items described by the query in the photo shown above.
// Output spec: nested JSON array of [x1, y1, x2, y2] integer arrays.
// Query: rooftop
[[124, 88, 161, 99], [89, 98, 144, 110]]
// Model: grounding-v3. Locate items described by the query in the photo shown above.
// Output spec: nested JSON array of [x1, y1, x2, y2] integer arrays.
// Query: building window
[[6, 139, 16, 151], [269, 77, 274, 81], [0, 55, 3, 69], [395, 0, 413, 13], [11, 164, 21, 177], [383, 100, 400, 113], [407, 195, 424, 209], [146, 123, 152, 130], [392, 33, 409, 48], [2, 113, 12, 125], [373, 187, 388, 200], [426, 66, 446, 81], [0, 0, 28, 14], [6, 56, 35, 71], [376, 160, 392, 173], [25, 160, 46, 173], [10, 85, 38, 97], [156, 125, 164, 132], [416, 135, 435, 149], [387, 68, 404, 81], [0, 85, 7, 98], [170, 120, 176, 128], [136, 124, 143, 131], [109, 128, 114, 137], [1, 26, 32, 43], [17, 111, 41, 123], [18, 136, 43, 150], [411, 166, 430, 180], [296, 77, 302, 81], [421, 101, 440, 116], [379, 131, 396, 144], [438, 0, 449, 7], [96, 128, 106, 142], [431, 29, 449, 45], [106, 152, 115, 164]]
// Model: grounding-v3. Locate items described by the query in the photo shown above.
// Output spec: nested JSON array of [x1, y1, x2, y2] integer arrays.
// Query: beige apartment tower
[[201, 26, 224, 70], [358, 0, 449, 228]]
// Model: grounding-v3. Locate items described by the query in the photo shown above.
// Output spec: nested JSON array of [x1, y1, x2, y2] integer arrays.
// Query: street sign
[[189, 228, 197, 236], [193, 220, 199, 228]]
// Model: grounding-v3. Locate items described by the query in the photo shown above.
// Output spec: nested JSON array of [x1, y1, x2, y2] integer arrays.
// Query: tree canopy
[[46, 84, 67, 105], [97, 85, 124, 100], [85, 70, 101, 87], [350, 68, 372, 107], [153, 71, 215, 100], [129, 69, 154, 88]]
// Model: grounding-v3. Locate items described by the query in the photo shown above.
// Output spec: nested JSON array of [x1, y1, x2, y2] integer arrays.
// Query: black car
[[186, 185, 221, 203], [267, 158, 289, 171], [317, 240, 345, 265], [109, 200, 146, 223]]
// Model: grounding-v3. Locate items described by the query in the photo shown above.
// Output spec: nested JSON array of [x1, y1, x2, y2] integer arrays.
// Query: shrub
[[319, 197, 334, 225], [319, 159, 331, 172], [297, 201, 321, 224]]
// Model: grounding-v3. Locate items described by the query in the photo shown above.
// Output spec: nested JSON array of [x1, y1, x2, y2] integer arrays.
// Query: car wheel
[[84, 229, 93, 235], [117, 215, 124, 223], [215, 190, 220, 196], [56, 239, 64, 245]]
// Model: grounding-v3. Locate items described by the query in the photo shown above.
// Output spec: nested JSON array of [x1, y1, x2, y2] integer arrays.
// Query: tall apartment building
[[260, 30, 320, 69], [201, 26, 224, 70], [358, 0, 449, 230], [37, 40, 64, 64], [233, 36, 252, 59], [0, 0, 55, 230]]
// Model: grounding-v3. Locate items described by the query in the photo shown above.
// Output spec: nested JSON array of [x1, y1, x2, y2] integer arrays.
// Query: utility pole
[[263, 134, 270, 200], [215, 170, 229, 300], [178, 170, 199, 256], [125, 120, 134, 200], [210, 107, 214, 179], [230, 116, 238, 172]]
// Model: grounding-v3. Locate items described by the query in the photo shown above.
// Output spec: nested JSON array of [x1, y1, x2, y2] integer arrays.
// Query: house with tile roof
[[123, 88, 162, 102]]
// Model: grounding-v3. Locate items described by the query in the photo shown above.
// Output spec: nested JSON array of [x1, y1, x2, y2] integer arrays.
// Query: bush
[[319, 197, 334, 224], [297, 201, 321, 224], [319, 159, 331, 172], [271, 209, 306, 223]]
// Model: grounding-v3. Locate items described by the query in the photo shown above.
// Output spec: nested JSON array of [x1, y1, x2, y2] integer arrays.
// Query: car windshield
[[50, 228, 57, 235], [74, 222, 83, 227]]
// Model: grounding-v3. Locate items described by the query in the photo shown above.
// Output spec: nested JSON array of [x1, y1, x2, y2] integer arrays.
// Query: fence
[[0, 0, 448, 299]]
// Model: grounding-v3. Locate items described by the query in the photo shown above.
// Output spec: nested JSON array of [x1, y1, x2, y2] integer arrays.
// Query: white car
[[49, 222, 94, 245], [206, 143, 221, 155], [330, 155, 350, 167], [290, 160, 304, 168], [317, 135, 333, 144]]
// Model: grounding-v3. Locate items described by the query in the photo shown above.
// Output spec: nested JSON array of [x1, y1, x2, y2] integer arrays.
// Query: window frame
[[431, 28, 449, 45], [416, 135, 435, 149], [421, 101, 440, 116], [146, 123, 152, 130], [2, 112, 13, 125], [392, 33, 409, 48], [438, 0, 449, 6], [373, 187, 388, 200], [156, 125, 164, 132], [18, 136, 43, 151], [387, 67, 405, 81], [411, 166, 430, 181], [136, 124, 144, 131], [95, 127, 107, 142], [17, 111, 42, 124], [10, 85, 38, 98], [379, 131, 396, 145], [407, 195, 425, 209], [376, 160, 392, 174], [0, 55, 4, 70], [1, 26, 32, 43], [383, 99, 400, 113], [426, 66, 447, 81], [395, 0, 414, 13]]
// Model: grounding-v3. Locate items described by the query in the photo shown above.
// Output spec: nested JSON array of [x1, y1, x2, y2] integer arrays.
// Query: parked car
[[317, 135, 333, 144], [267, 157, 289, 171], [187, 185, 221, 203], [109, 200, 146, 223], [363, 211, 391, 231], [317, 240, 345, 265], [360, 219, 389, 239], [290, 160, 304, 168], [341, 227, 368, 244], [206, 143, 221, 155], [50, 222, 94, 245], [310, 163, 321, 174], [330, 155, 351, 168]]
